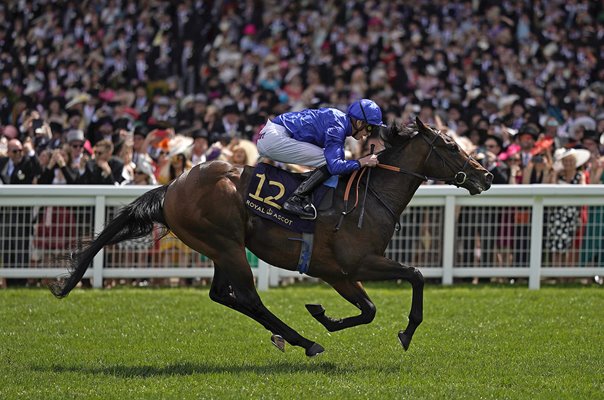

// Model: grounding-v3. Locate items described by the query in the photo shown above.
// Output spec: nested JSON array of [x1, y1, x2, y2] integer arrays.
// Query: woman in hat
[[544, 148, 590, 265]]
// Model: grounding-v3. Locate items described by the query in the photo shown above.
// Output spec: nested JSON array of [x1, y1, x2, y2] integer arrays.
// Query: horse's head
[[379, 118, 492, 195]]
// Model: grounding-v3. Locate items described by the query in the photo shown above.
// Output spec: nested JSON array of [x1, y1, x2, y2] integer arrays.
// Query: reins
[[334, 128, 475, 232]]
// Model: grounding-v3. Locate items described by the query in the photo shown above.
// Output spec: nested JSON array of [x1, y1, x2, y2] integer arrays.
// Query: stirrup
[[284, 198, 318, 220]]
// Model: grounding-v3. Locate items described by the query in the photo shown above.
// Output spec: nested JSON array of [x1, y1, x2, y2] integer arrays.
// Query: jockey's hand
[[358, 154, 378, 168]]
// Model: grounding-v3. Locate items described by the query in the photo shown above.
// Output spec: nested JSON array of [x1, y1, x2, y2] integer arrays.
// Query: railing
[[1, 185, 603, 290]]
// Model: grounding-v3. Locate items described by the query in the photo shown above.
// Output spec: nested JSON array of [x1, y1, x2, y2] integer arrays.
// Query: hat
[[575, 103, 589, 113], [65, 92, 91, 109], [133, 124, 149, 138], [517, 123, 539, 140], [530, 137, 554, 155], [167, 135, 194, 157], [180, 95, 194, 108], [1, 125, 18, 139], [497, 94, 519, 109], [243, 23, 257, 36], [223, 103, 239, 115], [66, 129, 85, 143], [571, 116, 596, 133], [99, 90, 116, 102], [97, 116, 114, 128], [347, 99, 386, 127], [553, 148, 591, 171], [194, 93, 208, 103], [191, 129, 209, 140], [582, 130, 600, 144], [156, 96, 171, 106], [135, 159, 155, 178]]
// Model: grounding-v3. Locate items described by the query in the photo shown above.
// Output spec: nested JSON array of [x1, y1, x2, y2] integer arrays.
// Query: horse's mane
[[379, 122, 416, 148]]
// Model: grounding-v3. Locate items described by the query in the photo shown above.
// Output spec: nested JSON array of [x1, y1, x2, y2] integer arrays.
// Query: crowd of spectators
[[0, 0, 603, 274]]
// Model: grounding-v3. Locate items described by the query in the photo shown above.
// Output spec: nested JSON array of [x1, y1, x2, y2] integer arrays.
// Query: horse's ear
[[416, 117, 428, 132]]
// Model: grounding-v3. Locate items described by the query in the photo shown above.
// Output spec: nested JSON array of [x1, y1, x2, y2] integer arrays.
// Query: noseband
[[378, 129, 473, 187]]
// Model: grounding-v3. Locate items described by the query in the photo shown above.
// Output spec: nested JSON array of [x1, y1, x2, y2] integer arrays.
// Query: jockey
[[256, 99, 385, 220]]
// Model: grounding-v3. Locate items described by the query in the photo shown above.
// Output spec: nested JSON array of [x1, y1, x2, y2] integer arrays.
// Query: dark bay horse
[[50, 118, 492, 357]]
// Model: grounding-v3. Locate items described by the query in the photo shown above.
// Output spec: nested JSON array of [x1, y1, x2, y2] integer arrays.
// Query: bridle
[[376, 128, 473, 187], [337, 127, 476, 233]]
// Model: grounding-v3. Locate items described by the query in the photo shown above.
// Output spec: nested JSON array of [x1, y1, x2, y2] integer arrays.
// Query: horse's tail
[[49, 185, 169, 298]]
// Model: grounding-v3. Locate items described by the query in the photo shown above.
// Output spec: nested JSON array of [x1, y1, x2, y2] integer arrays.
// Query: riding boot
[[283, 165, 331, 220]]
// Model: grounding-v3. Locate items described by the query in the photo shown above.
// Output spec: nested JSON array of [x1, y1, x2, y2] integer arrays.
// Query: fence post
[[442, 195, 456, 285], [92, 195, 105, 289], [528, 197, 544, 289], [257, 259, 270, 291]]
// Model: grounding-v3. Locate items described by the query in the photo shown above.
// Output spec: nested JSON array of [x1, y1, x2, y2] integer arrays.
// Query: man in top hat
[[190, 129, 210, 166], [65, 129, 87, 174], [222, 103, 246, 139], [516, 123, 539, 168]]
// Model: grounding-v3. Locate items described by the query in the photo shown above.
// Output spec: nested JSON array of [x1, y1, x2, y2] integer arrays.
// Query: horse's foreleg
[[354, 256, 424, 351], [214, 251, 324, 357], [306, 280, 376, 332]]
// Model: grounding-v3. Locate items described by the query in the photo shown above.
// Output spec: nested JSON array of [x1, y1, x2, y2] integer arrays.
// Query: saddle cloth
[[245, 163, 337, 233]]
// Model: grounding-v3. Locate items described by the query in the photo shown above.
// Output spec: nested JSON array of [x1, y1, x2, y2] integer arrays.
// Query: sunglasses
[[94, 151, 105, 156], [10, 149, 23, 154], [71, 143, 83, 149], [359, 101, 377, 133]]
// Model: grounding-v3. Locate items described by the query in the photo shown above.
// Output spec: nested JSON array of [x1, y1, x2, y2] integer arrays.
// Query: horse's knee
[[411, 268, 424, 288], [363, 301, 377, 324]]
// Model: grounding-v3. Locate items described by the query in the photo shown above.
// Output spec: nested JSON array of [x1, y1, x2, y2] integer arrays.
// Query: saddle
[[244, 163, 338, 233]]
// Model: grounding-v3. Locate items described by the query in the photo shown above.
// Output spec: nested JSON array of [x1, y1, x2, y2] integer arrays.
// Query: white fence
[[1, 184, 603, 290]]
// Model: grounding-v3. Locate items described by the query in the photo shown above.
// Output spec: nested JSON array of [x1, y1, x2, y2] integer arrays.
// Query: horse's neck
[[371, 168, 424, 217]]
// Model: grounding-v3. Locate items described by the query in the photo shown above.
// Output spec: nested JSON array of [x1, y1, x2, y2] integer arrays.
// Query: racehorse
[[49, 118, 492, 357]]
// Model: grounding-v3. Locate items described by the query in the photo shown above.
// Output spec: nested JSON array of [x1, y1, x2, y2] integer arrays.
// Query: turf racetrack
[[1, 284, 602, 399]]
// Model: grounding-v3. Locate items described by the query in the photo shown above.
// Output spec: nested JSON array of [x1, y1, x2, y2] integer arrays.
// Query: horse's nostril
[[485, 172, 493, 186]]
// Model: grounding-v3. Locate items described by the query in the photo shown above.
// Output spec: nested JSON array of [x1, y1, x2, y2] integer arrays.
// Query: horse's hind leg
[[306, 280, 376, 332], [213, 250, 324, 357], [354, 255, 424, 351]]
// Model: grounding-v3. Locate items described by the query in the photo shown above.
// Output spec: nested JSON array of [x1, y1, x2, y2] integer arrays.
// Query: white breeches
[[256, 120, 326, 167]]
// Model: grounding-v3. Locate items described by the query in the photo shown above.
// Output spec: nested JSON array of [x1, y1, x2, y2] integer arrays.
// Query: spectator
[[78, 140, 124, 185], [38, 145, 79, 184], [516, 124, 539, 168], [189, 129, 210, 166], [168, 150, 193, 182], [482, 135, 509, 184], [0, 138, 41, 275], [0, 138, 41, 184], [65, 129, 89, 176], [545, 148, 590, 266]]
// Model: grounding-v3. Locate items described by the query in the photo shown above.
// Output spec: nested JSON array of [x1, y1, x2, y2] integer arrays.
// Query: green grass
[[0, 284, 602, 399]]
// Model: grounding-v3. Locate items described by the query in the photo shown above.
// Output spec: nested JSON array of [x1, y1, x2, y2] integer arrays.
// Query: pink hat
[[1, 125, 18, 139], [498, 144, 520, 161], [243, 24, 257, 36]]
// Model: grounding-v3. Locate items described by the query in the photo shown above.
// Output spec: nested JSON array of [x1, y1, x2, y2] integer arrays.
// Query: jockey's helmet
[[347, 99, 387, 127]]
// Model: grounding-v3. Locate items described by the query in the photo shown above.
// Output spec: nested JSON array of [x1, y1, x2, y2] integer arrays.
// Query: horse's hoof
[[271, 334, 286, 352], [305, 342, 325, 357], [305, 304, 325, 316], [398, 330, 411, 351]]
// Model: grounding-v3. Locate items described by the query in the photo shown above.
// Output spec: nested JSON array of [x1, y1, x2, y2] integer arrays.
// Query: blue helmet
[[347, 99, 386, 127]]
